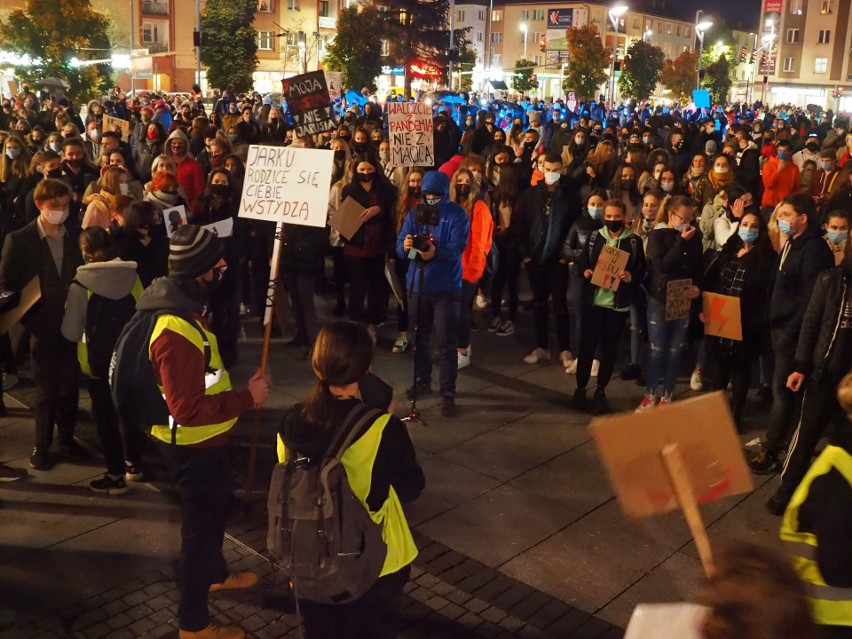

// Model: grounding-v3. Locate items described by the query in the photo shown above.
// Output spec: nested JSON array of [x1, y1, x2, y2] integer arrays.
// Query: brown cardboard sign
[[590, 244, 629, 291], [702, 292, 742, 341], [666, 278, 693, 321], [102, 114, 130, 143], [329, 196, 365, 241], [0, 277, 41, 335], [588, 392, 753, 519]]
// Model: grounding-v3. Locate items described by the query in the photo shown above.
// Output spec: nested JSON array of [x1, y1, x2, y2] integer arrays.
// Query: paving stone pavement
[[0, 297, 785, 638]]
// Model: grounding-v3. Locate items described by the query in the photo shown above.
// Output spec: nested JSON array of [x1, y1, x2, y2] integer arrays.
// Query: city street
[[0, 299, 783, 638]]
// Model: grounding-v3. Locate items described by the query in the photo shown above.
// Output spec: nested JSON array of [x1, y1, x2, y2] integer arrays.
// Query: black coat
[[577, 229, 646, 311], [793, 266, 850, 380], [645, 227, 704, 303], [561, 211, 602, 268]]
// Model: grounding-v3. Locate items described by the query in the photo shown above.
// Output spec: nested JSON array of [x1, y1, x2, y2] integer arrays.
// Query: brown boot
[[179, 622, 245, 639], [209, 571, 259, 593]]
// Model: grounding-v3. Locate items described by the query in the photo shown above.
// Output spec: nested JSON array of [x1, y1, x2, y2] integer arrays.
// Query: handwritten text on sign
[[238, 145, 333, 227], [590, 244, 629, 291], [388, 102, 434, 168], [282, 71, 336, 138], [666, 278, 693, 321]]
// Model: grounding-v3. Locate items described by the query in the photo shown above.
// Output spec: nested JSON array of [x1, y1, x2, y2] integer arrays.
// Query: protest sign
[[329, 196, 365, 241], [385, 257, 405, 306], [163, 205, 188, 238], [625, 604, 708, 639], [590, 244, 629, 291], [238, 145, 333, 228], [324, 71, 342, 101], [103, 114, 130, 143], [666, 278, 692, 321], [0, 277, 41, 335], [702, 292, 742, 341], [201, 217, 234, 238], [387, 102, 434, 168], [282, 71, 337, 138], [692, 90, 711, 110]]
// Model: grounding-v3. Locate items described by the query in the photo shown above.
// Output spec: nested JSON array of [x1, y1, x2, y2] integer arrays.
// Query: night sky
[[676, 0, 762, 29]]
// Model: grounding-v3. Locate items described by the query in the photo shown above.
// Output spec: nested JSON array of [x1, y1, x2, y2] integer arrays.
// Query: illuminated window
[[492, 9, 503, 22], [815, 57, 828, 73], [789, 0, 803, 14]]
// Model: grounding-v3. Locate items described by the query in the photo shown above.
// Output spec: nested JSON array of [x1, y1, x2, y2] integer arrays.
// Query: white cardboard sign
[[387, 102, 434, 168]]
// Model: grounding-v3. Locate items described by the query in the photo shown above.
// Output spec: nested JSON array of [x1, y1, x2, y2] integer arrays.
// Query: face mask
[[357, 172, 374, 183], [827, 229, 847, 244], [604, 219, 624, 233], [425, 195, 442, 205], [821, 162, 834, 171], [674, 141, 684, 150], [806, 143, 819, 152], [89, 130, 100, 141], [380, 151, 390, 162], [43, 208, 69, 225], [5, 148, 20, 160], [49, 142, 62, 153], [714, 166, 729, 174], [661, 182, 674, 193], [46, 168, 62, 179], [211, 184, 231, 197], [523, 141, 536, 151], [32, 137, 42, 144], [620, 179, 634, 190], [574, 137, 585, 147], [119, 183, 130, 195], [777, 151, 790, 161], [353, 142, 367, 152], [228, 134, 238, 143], [777, 218, 797, 235], [543, 171, 561, 186], [333, 149, 345, 162], [738, 227, 759, 244], [408, 186, 421, 198], [642, 219, 655, 232], [674, 223, 687, 233], [203, 268, 224, 294], [588, 205, 603, 220], [147, 130, 158, 141], [455, 184, 471, 199], [642, 136, 650, 144]]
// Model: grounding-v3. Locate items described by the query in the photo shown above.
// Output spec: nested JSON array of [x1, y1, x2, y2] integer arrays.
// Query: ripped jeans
[[645, 295, 690, 397]]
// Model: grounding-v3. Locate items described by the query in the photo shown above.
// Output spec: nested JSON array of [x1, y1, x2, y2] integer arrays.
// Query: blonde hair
[[0, 134, 31, 180], [100, 166, 128, 196], [450, 168, 477, 214], [655, 194, 694, 226]]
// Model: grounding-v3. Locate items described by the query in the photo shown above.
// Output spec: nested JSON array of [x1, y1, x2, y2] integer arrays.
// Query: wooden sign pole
[[661, 443, 715, 578], [242, 221, 285, 499]]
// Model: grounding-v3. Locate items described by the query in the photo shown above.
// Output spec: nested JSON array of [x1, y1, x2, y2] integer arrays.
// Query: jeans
[[161, 444, 232, 632], [576, 305, 626, 392], [88, 377, 127, 476], [283, 268, 319, 341], [209, 261, 242, 368], [408, 290, 460, 397], [707, 337, 758, 427], [629, 288, 647, 366], [766, 328, 801, 455], [645, 295, 690, 396], [346, 255, 386, 326], [568, 272, 585, 354], [457, 280, 478, 350], [526, 260, 570, 352], [490, 239, 520, 322], [30, 335, 79, 451]]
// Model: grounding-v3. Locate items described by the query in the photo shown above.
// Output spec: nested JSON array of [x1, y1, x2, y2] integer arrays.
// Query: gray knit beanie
[[169, 225, 224, 279]]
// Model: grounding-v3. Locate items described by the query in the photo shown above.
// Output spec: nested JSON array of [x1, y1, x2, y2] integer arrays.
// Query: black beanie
[[169, 225, 224, 279]]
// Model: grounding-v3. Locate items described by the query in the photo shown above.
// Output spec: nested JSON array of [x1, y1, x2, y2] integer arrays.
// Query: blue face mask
[[827, 229, 848, 244], [674, 223, 687, 233], [777, 151, 790, 161], [777, 219, 795, 236], [588, 205, 603, 220], [738, 227, 759, 244], [821, 162, 834, 171]]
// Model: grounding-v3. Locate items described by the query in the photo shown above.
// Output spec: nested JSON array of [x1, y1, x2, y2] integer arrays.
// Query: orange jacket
[[761, 157, 800, 208], [461, 199, 494, 283]]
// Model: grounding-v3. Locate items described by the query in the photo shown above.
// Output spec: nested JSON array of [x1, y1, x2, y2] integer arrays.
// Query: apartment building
[[758, 0, 852, 109]]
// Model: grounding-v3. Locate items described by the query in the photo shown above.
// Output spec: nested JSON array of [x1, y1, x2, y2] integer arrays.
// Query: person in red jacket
[[761, 139, 800, 213], [166, 129, 205, 215], [451, 168, 493, 370]]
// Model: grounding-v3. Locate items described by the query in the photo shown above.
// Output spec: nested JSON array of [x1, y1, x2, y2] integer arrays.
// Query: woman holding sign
[[574, 199, 645, 413], [637, 195, 703, 412]]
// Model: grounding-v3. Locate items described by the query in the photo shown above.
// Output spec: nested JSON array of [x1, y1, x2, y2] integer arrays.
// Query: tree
[[618, 39, 665, 102], [512, 59, 537, 95], [661, 50, 698, 101], [200, 0, 257, 93], [703, 55, 732, 104], [562, 25, 609, 101], [0, 0, 112, 102], [323, 5, 383, 92]]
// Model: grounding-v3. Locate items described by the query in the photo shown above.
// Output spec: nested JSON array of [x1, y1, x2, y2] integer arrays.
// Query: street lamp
[[520, 22, 528, 59], [695, 10, 713, 90], [643, 29, 653, 41], [608, 4, 628, 105]]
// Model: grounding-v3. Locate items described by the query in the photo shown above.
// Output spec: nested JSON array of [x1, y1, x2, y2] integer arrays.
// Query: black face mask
[[357, 172, 374, 183], [204, 269, 224, 295], [211, 184, 231, 197], [455, 184, 471, 199], [408, 186, 422, 198], [604, 219, 624, 233], [806, 142, 819, 152], [333, 149, 345, 162], [523, 141, 536, 150], [46, 168, 62, 179], [620, 179, 634, 190], [353, 142, 367, 152]]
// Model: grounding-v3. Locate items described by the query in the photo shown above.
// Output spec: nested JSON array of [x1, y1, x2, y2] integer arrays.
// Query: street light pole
[[607, 5, 628, 107], [129, 0, 136, 94], [196, 0, 202, 89], [449, 0, 456, 91], [520, 22, 528, 59], [695, 11, 713, 91]]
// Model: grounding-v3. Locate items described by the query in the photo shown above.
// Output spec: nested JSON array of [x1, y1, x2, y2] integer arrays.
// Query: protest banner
[[103, 114, 130, 143], [238, 145, 333, 228], [624, 603, 708, 639], [589, 392, 753, 576], [329, 196, 365, 241], [387, 102, 435, 168], [0, 277, 40, 335], [163, 205, 188, 238], [201, 217, 233, 238], [282, 71, 337, 138], [666, 278, 693, 321], [324, 71, 342, 101], [702, 292, 742, 341], [590, 244, 629, 291]]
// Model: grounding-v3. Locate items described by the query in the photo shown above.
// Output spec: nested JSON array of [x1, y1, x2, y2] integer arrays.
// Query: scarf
[[707, 169, 734, 191], [147, 189, 179, 209]]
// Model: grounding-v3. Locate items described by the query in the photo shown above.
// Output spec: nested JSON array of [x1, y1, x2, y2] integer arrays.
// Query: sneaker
[[125, 463, 144, 482], [58, 440, 88, 462], [658, 394, 673, 407], [475, 293, 488, 309], [29, 448, 50, 470], [2, 373, 18, 391], [0, 463, 27, 482], [690, 368, 704, 391], [209, 571, 259, 593], [635, 394, 657, 412], [590, 359, 600, 377], [619, 363, 642, 381], [748, 449, 780, 475], [179, 622, 246, 639], [392, 336, 409, 354], [488, 317, 502, 332], [564, 358, 578, 375], [406, 380, 432, 401], [441, 396, 456, 417], [239, 304, 253, 318], [457, 348, 471, 370], [89, 474, 129, 496], [495, 321, 515, 336], [572, 388, 588, 410], [523, 348, 550, 364], [559, 350, 574, 368], [592, 390, 610, 414], [766, 483, 796, 516]]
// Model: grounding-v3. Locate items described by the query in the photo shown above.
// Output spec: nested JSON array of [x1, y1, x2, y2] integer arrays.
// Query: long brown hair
[[301, 321, 374, 431], [395, 167, 424, 233]]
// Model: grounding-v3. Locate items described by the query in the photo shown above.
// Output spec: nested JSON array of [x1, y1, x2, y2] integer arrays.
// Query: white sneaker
[[564, 359, 578, 375], [690, 368, 703, 391], [523, 348, 550, 364], [635, 394, 658, 412], [590, 359, 600, 377], [475, 293, 488, 309], [2, 373, 18, 391], [392, 336, 408, 353], [559, 350, 574, 368], [488, 317, 502, 332], [457, 348, 471, 370]]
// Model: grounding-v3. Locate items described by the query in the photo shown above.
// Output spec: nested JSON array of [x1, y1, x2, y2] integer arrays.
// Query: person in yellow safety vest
[[781, 371, 852, 639], [139, 225, 269, 639], [61, 227, 144, 495], [277, 320, 425, 639]]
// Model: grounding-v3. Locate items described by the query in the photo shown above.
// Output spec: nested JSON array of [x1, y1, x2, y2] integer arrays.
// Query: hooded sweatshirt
[[396, 171, 470, 294], [165, 129, 204, 214]]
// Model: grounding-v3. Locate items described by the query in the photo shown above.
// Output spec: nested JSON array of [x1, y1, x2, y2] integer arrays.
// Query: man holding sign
[[574, 200, 645, 413]]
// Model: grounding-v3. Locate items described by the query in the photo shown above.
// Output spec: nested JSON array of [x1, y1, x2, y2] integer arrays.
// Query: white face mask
[[119, 183, 130, 195], [43, 208, 69, 225], [714, 166, 729, 174], [544, 171, 561, 186]]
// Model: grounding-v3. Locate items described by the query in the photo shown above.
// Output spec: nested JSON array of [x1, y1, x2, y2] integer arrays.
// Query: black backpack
[[268, 403, 388, 604], [109, 309, 211, 441], [79, 284, 138, 379]]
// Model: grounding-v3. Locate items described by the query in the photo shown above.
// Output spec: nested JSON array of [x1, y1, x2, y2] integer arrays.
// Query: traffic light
[[530, 73, 538, 87], [749, 50, 756, 64], [833, 86, 845, 98], [739, 46, 747, 63], [539, 34, 546, 51]]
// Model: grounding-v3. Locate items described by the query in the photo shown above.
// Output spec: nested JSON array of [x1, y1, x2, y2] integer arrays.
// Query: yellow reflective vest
[[780, 445, 852, 627], [149, 314, 237, 446], [276, 414, 418, 578]]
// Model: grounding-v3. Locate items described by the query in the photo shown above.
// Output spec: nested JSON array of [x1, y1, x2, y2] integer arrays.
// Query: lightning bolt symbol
[[711, 298, 729, 335]]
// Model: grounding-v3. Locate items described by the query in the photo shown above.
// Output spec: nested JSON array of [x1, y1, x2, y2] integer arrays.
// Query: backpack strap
[[325, 403, 383, 462]]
